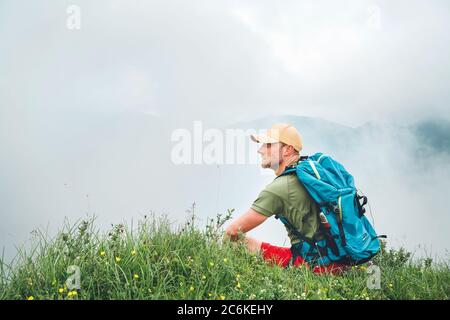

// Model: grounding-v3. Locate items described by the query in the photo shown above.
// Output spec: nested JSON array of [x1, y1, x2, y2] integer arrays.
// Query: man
[[224, 123, 347, 274]]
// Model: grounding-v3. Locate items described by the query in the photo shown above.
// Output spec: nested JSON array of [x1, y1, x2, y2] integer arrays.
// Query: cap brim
[[250, 134, 279, 144]]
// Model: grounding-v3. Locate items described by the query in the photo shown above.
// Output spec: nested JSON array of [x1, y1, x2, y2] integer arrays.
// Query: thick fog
[[1, 1, 449, 262]]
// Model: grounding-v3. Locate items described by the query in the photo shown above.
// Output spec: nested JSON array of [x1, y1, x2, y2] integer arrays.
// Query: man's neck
[[275, 154, 300, 176]]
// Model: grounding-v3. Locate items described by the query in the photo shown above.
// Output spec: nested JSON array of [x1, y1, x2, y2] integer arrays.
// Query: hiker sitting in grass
[[224, 124, 350, 275]]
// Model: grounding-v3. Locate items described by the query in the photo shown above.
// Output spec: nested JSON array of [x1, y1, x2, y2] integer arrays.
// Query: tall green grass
[[1, 209, 449, 300]]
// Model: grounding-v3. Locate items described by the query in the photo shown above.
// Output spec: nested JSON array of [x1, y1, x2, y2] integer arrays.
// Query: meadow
[[1, 209, 449, 300]]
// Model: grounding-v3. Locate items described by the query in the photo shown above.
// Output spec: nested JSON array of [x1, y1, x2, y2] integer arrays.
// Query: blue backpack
[[277, 152, 386, 267]]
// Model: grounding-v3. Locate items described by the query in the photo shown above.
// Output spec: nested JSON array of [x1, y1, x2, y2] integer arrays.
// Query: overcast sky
[[1, 0, 450, 261], [1, 0, 450, 126]]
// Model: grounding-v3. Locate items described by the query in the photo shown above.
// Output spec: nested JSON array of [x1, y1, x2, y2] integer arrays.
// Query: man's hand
[[224, 208, 268, 242]]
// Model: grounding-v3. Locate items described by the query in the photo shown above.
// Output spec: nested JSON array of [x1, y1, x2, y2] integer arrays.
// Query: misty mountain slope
[[235, 115, 450, 168], [411, 119, 450, 155]]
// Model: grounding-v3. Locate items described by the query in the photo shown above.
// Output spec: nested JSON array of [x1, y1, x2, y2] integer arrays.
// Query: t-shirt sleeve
[[251, 190, 285, 217]]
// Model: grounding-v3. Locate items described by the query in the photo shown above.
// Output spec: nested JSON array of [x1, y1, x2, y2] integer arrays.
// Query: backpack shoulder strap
[[274, 215, 314, 247], [279, 155, 309, 177]]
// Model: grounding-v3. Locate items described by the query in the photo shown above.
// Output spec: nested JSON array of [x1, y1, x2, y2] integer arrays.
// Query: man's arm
[[224, 208, 268, 241]]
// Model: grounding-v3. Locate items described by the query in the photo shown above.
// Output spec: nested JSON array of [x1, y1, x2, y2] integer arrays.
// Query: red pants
[[260, 242, 350, 275]]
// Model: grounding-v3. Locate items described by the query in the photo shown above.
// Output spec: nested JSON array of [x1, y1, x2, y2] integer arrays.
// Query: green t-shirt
[[251, 169, 322, 245]]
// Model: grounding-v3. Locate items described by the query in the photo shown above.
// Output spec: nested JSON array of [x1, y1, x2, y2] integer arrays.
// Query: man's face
[[257, 143, 284, 169]]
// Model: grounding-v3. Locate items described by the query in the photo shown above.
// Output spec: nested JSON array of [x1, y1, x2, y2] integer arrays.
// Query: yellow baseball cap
[[250, 123, 303, 152]]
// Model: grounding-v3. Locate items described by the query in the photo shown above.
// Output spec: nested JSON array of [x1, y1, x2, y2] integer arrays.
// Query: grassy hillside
[[1, 211, 449, 300]]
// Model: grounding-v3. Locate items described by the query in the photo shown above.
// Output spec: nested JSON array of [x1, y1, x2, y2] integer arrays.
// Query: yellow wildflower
[[27, 296, 34, 300], [131, 250, 136, 256], [115, 257, 121, 263], [236, 282, 241, 289], [223, 258, 228, 263], [133, 274, 139, 280], [219, 295, 225, 300], [190, 286, 195, 292], [100, 251, 106, 257], [58, 288, 65, 294], [209, 261, 214, 267]]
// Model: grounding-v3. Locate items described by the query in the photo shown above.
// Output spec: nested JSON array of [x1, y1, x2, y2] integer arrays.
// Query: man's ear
[[283, 144, 295, 156], [290, 145, 297, 155]]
